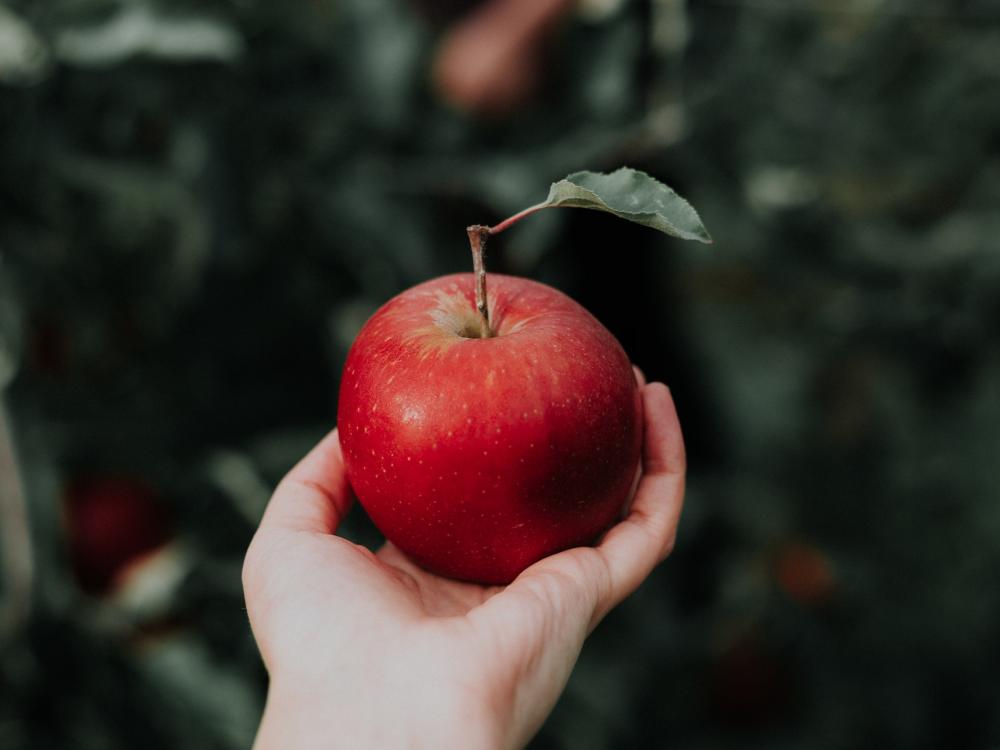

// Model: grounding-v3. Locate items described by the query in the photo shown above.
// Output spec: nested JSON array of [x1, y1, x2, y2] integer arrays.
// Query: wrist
[[254, 672, 507, 750]]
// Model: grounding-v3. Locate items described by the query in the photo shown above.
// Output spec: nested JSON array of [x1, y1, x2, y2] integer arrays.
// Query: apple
[[338, 272, 642, 584], [64, 476, 172, 595], [337, 168, 710, 583], [772, 540, 837, 606], [432, 0, 576, 116]]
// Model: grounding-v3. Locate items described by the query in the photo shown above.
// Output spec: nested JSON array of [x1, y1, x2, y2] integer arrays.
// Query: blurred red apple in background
[[773, 540, 837, 607], [338, 273, 642, 584], [64, 476, 172, 595], [432, 0, 575, 116]]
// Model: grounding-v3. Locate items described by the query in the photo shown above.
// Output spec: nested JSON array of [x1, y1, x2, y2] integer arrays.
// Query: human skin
[[243, 373, 685, 749]]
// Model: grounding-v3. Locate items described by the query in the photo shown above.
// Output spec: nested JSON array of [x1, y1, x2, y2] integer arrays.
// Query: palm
[[282, 531, 502, 620], [374, 543, 503, 615], [250, 527, 506, 677]]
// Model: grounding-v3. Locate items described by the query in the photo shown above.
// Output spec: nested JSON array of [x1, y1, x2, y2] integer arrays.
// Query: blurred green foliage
[[2, 0, 999, 747]]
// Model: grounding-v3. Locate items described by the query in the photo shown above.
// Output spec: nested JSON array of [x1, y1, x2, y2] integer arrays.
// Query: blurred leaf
[[0, 266, 21, 391], [136, 636, 260, 749], [54, 4, 243, 67], [0, 5, 51, 84], [204, 450, 271, 525], [542, 167, 712, 243]]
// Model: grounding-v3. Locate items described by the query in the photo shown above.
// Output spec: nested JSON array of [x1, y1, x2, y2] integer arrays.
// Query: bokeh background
[[2, 0, 999, 747]]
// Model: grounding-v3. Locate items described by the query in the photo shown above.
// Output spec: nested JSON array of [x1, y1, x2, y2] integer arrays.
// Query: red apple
[[64, 476, 172, 595], [338, 272, 642, 584], [773, 540, 837, 607], [431, 0, 575, 116]]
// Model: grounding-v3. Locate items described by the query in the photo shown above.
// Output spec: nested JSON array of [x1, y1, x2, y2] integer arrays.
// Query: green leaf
[[543, 167, 712, 243]]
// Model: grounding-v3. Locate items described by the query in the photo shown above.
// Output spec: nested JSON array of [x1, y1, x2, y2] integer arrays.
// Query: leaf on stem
[[543, 167, 712, 243]]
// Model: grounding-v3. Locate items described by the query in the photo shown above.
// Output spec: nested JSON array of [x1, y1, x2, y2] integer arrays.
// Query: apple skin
[[338, 273, 642, 584]]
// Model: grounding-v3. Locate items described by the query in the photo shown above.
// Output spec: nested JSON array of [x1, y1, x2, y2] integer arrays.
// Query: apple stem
[[487, 201, 549, 235], [466, 225, 493, 338], [465, 201, 553, 338]]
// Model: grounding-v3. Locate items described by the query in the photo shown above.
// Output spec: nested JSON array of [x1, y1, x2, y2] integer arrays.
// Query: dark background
[[2, 0, 999, 747]]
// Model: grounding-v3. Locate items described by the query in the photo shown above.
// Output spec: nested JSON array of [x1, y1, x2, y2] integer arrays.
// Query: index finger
[[258, 428, 354, 535]]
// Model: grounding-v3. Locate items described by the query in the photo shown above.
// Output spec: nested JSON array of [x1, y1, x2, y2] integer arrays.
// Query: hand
[[243, 373, 685, 749]]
